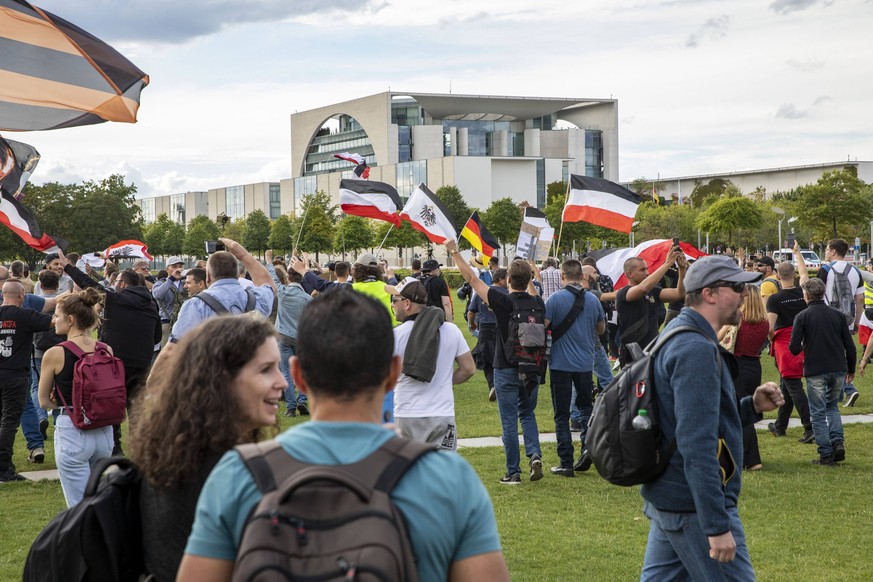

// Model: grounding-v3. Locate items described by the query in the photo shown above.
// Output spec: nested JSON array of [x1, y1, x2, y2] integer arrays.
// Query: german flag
[[460, 211, 499, 265]]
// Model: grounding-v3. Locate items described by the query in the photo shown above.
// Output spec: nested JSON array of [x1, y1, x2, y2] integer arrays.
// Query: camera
[[205, 240, 226, 254]]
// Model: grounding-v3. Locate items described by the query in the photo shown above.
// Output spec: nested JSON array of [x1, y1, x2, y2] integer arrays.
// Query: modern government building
[[136, 90, 871, 232]]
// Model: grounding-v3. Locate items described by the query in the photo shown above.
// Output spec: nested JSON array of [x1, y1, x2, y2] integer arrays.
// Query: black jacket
[[64, 265, 162, 368], [789, 300, 856, 376]]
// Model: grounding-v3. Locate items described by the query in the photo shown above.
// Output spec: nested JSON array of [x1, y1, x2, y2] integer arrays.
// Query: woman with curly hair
[[129, 316, 285, 582], [38, 287, 113, 506]]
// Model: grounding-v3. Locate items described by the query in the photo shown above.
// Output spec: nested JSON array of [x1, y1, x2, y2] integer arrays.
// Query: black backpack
[[501, 293, 547, 392], [586, 326, 721, 487], [232, 436, 435, 582], [24, 457, 144, 582]]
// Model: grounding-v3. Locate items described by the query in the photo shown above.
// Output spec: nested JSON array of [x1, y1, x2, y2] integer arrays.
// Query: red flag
[[588, 239, 708, 290]]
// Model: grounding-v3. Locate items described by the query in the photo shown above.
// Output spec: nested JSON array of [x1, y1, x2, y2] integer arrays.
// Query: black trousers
[[0, 376, 29, 472], [775, 376, 812, 431]]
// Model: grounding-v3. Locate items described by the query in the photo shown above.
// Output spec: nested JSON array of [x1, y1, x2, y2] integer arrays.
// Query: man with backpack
[[544, 259, 605, 477], [446, 239, 545, 485], [816, 238, 863, 406], [640, 256, 783, 580], [178, 290, 508, 581]]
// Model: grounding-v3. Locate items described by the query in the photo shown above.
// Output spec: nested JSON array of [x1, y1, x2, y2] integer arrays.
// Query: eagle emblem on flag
[[419, 204, 437, 227]]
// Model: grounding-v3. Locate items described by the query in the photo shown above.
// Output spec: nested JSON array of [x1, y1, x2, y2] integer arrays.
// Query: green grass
[[4, 294, 873, 580]]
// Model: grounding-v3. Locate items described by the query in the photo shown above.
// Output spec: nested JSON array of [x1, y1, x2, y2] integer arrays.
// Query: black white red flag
[[563, 174, 642, 234], [587, 239, 707, 290], [399, 183, 457, 244], [339, 179, 402, 227], [334, 152, 370, 179]]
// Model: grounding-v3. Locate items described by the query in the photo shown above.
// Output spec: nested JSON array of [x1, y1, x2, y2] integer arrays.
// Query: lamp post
[[629, 221, 640, 247], [772, 206, 785, 250]]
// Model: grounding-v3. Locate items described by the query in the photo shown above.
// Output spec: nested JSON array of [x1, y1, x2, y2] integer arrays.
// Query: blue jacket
[[641, 307, 761, 536], [267, 264, 311, 339]]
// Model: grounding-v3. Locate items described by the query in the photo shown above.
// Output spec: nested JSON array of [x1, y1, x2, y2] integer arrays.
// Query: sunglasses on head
[[709, 281, 746, 293]]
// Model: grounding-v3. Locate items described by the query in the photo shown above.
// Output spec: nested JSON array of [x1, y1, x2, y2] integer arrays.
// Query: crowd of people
[[0, 233, 867, 580]]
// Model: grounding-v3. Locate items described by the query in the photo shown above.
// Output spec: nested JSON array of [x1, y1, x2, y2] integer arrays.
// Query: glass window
[[269, 184, 281, 219], [396, 160, 427, 199], [536, 159, 545, 209], [585, 130, 603, 178], [225, 186, 245, 220], [170, 194, 185, 224], [140, 197, 155, 224], [293, 176, 317, 213]]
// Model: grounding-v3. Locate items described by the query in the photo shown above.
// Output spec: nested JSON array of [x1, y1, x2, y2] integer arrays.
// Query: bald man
[[0, 281, 53, 482]]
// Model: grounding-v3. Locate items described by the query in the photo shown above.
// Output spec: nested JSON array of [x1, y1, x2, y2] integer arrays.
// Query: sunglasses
[[709, 281, 747, 293]]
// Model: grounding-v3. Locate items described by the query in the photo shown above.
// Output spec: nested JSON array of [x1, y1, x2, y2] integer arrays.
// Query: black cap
[[422, 259, 442, 272]]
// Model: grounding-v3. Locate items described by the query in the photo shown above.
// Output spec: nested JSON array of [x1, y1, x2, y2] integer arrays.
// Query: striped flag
[[587, 239, 707, 290], [0, 0, 149, 131], [562, 175, 642, 233], [460, 211, 499, 265], [399, 183, 456, 244], [0, 190, 65, 253], [0, 136, 40, 200], [339, 179, 402, 226], [105, 239, 153, 260], [334, 152, 370, 179]]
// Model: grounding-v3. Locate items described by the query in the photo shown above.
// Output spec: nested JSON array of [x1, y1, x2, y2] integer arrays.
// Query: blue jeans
[[841, 381, 858, 401], [494, 368, 541, 476], [806, 372, 845, 457], [593, 343, 614, 390], [279, 343, 306, 408], [19, 388, 43, 450], [31, 357, 47, 423], [55, 414, 113, 507], [641, 502, 755, 581], [550, 370, 593, 467]]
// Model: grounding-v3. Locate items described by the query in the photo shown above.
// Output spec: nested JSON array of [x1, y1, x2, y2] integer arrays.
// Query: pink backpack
[[55, 341, 127, 430]]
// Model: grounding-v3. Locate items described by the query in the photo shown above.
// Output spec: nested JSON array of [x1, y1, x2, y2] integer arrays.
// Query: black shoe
[[499, 473, 521, 485], [488, 387, 496, 402], [798, 429, 815, 444], [39, 418, 49, 441], [767, 422, 786, 437], [569, 420, 583, 432], [27, 447, 45, 464], [844, 392, 859, 407], [833, 441, 846, 462], [574, 450, 593, 472], [297, 401, 310, 416], [812, 455, 836, 467], [283, 408, 297, 417], [0, 468, 27, 482], [529, 454, 544, 482], [112, 446, 125, 457], [550, 466, 575, 477]]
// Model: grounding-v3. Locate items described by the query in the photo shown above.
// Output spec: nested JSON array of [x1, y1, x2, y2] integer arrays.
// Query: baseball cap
[[166, 256, 183, 266], [44, 253, 59, 267], [421, 259, 442, 272], [684, 255, 762, 293], [756, 256, 775, 269], [355, 252, 379, 266], [384, 276, 427, 304]]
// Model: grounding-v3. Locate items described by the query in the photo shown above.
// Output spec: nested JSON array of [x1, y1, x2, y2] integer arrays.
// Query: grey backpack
[[232, 437, 435, 582], [825, 263, 856, 326]]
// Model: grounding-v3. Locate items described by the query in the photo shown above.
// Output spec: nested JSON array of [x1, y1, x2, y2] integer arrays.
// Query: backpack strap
[[550, 287, 586, 344], [244, 287, 256, 312], [192, 291, 229, 315], [59, 340, 85, 359], [236, 437, 437, 496]]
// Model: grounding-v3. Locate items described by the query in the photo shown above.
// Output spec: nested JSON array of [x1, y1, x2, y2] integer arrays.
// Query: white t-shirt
[[820, 260, 864, 329], [393, 320, 470, 418]]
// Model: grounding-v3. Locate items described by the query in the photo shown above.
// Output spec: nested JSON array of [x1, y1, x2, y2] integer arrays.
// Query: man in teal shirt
[[178, 289, 509, 582]]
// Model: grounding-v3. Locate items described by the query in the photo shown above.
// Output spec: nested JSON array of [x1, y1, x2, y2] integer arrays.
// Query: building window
[[396, 160, 427, 199], [562, 160, 570, 185], [225, 186, 245, 220], [441, 120, 512, 157], [585, 130, 603, 178], [140, 197, 155, 224], [170, 194, 185, 225], [293, 176, 317, 213], [303, 114, 376, 175], [536, 159, 545, 209], [269, 183, 281, 219]]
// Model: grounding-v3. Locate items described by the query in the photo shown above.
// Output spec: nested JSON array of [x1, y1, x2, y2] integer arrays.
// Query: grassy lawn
[[3, 294, 873, 580]]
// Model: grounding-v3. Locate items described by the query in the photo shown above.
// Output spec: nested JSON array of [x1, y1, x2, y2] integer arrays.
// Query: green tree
[[223, 218, 246, 243], [66, 174, 143, 251], [142, 213, 173, 258], [634, 203, 701, 247], [481, 198, 522, 259], [242, 209, 271, 258], [183, 215, 220, 258], [163, 221, 185, 257], [630, 177, 666, 204], [295, 191, 336, 258], [373, 220, 425, 265], [546, 180, 567, 205], [333, 215, 373, 256], [268, 214, 295, 252], [433, 185, 471, 247], [792, 168, 873, 240], [689, 178, 734, 208], [695, 197, 763, 245]]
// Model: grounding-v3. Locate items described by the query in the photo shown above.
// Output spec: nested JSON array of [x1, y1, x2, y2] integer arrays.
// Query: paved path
[[19, 414, 873, 481]]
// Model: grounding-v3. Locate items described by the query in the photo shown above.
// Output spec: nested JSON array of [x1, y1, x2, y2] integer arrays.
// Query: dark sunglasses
[[709, 281, 746, 293]]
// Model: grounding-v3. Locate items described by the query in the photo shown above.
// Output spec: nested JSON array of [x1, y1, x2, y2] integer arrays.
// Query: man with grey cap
[[386, 277, 474, 450], [351, 252, 398, 326], [420, 258, 452, 322], [152, 255, 186, 347], [640, 255, 784, 580]]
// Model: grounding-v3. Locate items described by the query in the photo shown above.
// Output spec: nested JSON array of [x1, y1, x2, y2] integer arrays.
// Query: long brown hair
[[129, 316, 279, 490]]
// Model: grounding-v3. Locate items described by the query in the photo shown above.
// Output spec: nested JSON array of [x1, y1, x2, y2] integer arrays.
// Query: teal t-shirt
[[185, 422, 501, 582]]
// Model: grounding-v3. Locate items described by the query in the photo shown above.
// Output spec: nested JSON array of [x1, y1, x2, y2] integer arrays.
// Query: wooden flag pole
[[375, 223, 395, 255], [293, 199, 312, 252]]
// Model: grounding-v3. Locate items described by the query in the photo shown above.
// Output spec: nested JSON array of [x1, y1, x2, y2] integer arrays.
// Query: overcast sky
[[14, 0, 873, 198]]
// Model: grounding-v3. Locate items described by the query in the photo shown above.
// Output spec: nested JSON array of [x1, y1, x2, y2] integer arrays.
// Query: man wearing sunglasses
[[640, 256, 784, 581]]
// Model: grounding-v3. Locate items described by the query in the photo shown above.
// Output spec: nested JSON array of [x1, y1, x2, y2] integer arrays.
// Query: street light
[[772, 206, 785, 251], [630, 221, 640, 247]]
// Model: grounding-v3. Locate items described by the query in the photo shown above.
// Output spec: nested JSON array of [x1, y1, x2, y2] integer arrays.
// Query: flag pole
[[555, 179, 571, 256], [293, 199, 312, 251], [376, 223, 395, 255]]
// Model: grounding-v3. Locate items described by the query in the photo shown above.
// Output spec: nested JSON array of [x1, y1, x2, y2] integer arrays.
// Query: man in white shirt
[[387, 277, 475, 450]]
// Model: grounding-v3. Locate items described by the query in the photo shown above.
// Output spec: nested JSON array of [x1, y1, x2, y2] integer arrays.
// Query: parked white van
[[772, 248, 822, 269]]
